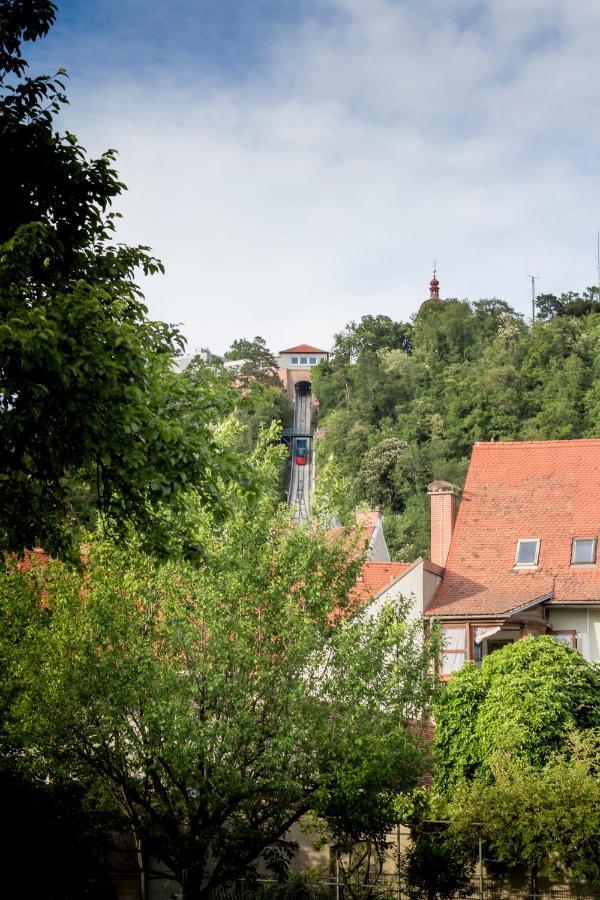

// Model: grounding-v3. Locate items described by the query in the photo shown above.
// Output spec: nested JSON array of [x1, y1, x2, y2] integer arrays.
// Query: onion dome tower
[[418, 263, 443, 313], [429, 268, 440, 299]]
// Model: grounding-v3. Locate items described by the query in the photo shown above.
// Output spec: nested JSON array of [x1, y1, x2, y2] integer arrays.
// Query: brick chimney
[[427, 481, 460, 568]]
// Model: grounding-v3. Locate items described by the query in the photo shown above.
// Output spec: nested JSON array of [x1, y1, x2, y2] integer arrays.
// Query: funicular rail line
[[287, 385, 313, 524]]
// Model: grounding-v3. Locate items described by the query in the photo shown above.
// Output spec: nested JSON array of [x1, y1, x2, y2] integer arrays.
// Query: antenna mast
[[526, 265, 539, 324], [597, 228, 600, 300]]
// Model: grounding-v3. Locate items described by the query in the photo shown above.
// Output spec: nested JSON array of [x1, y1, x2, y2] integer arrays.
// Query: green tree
[[313, 296, 600, 556], [433, 637, 600, 792], [536, 289, 600, 320], [225, 335, 280, 385], [331, 314, 412, 363], [402, 824, 475, 900], [1, 1, 241, 557], [450, 738, 600, 887], [2, 440, 439, 898]]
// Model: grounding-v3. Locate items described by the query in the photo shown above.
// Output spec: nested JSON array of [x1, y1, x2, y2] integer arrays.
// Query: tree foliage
[[225, 335, 280, 384], [401, 825, 475, 900], [0, 437, 439, 898], [433, 637, 600, 792], [313, 294, 600, 559], [449, 738, 600, 887], [0, 0, 243, 557]]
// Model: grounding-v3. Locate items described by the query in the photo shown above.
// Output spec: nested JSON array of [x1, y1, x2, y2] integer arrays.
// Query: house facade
[[277, 343, 328, 402], [420, 440, 600, 674]]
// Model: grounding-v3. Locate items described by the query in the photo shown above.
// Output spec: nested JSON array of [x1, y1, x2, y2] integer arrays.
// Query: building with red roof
[[279, 344, 328, 355], [326, 510, 391, 564], [350, 562, 410, 606], [419, 440, 600, 675], [277, 344, 329, 402]]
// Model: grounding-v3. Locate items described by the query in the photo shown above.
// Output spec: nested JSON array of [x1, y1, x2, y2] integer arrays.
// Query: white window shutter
[[577, 633, 590, 662]]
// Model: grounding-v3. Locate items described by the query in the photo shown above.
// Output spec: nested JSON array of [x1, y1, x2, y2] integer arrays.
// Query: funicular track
[[287, 383, 313, 524]]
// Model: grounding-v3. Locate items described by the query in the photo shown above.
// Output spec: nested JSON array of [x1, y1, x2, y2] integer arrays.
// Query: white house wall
[[422, 566, 443, 612], [363, 561, 442, 623], [368, 524, 391, 563], [549, 607, 600, 663]]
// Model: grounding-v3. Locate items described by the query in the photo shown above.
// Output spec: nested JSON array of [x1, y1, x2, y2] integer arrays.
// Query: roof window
[[515, 539, 540, 567], [572, 537, 596, 565]]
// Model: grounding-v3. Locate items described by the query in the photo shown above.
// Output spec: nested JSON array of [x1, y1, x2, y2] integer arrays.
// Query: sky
[[24, 0, 600, 355]]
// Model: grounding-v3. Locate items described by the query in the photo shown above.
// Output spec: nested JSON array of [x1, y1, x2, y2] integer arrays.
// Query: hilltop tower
[[419, 265, 443, 313]]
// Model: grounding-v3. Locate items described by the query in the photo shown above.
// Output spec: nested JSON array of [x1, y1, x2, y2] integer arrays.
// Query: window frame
[[551, 629, 577, 649], [309, 356, 317, 365], [440, 624, 469, 679], [571, 537, 597, 565], [514, 538, 541, 567], [291, 356, 299, 365], [487, 638, 515, 654], [300, 356, 308, 365]]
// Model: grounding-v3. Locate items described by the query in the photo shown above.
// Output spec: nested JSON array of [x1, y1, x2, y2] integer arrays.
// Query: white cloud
[[60, 0, 600, 353]]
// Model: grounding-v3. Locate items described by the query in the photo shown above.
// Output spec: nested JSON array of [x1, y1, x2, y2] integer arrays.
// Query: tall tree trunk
[[181, 864, 208, 900], [134, 832, 146, 900]]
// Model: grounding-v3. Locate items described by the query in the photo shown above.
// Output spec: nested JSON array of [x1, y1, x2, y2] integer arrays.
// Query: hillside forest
[[309, 290, 600, 560]]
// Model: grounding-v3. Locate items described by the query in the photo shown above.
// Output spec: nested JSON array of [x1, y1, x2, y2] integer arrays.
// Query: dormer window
[[515, 539, 540, 567], [572, 538, 596, 565]]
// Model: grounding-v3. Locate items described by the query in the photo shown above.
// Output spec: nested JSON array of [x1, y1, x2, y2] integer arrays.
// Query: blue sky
[[31, 1, 332, 85], [24, 0, 600, 354]]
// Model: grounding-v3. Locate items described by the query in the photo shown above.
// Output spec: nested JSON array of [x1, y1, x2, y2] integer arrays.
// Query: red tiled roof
[[350, 561, 410, 606], [355, 510, 381, 528], [279, 344, 328, 354], [325, 525, 376, 560], [427, 440, 600, 617]]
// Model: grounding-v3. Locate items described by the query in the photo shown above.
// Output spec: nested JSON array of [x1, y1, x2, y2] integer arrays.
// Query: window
[[440, 626, 468, 677], [309, 356, 317, 365], [300, 356, 308, 364], [487, 639, 515, 654], [552, 630, 576, 649], [572, 537, 596, 564], [515, 539, 540, 566], [291, 357, 299, 365]]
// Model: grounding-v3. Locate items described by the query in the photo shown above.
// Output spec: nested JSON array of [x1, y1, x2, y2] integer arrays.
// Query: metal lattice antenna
[[526, 262, 539, 324], [597, 228, 600, 299]]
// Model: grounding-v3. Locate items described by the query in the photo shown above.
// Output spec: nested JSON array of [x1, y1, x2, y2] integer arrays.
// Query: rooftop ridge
[[474, 438, 600, 447], [279, 343, 328, 354]]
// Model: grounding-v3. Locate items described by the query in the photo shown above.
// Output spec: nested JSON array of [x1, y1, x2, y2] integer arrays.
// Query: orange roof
[[325, 525, 375, 560], [279, 344, 328, 354], [355, 510, 381, 528], [427, 440, 600, 617], [350, 561, 410, 606]]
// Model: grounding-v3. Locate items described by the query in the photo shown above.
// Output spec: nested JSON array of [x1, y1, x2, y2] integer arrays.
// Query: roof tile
[[279, 344, 328, 354], [427, 439, 600, 616], [350, 561, 410, 606]]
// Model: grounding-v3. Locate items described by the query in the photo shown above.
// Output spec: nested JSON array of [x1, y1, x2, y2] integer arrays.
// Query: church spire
[[429, 261, 440, 299], [417, 262, 443, 314]]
